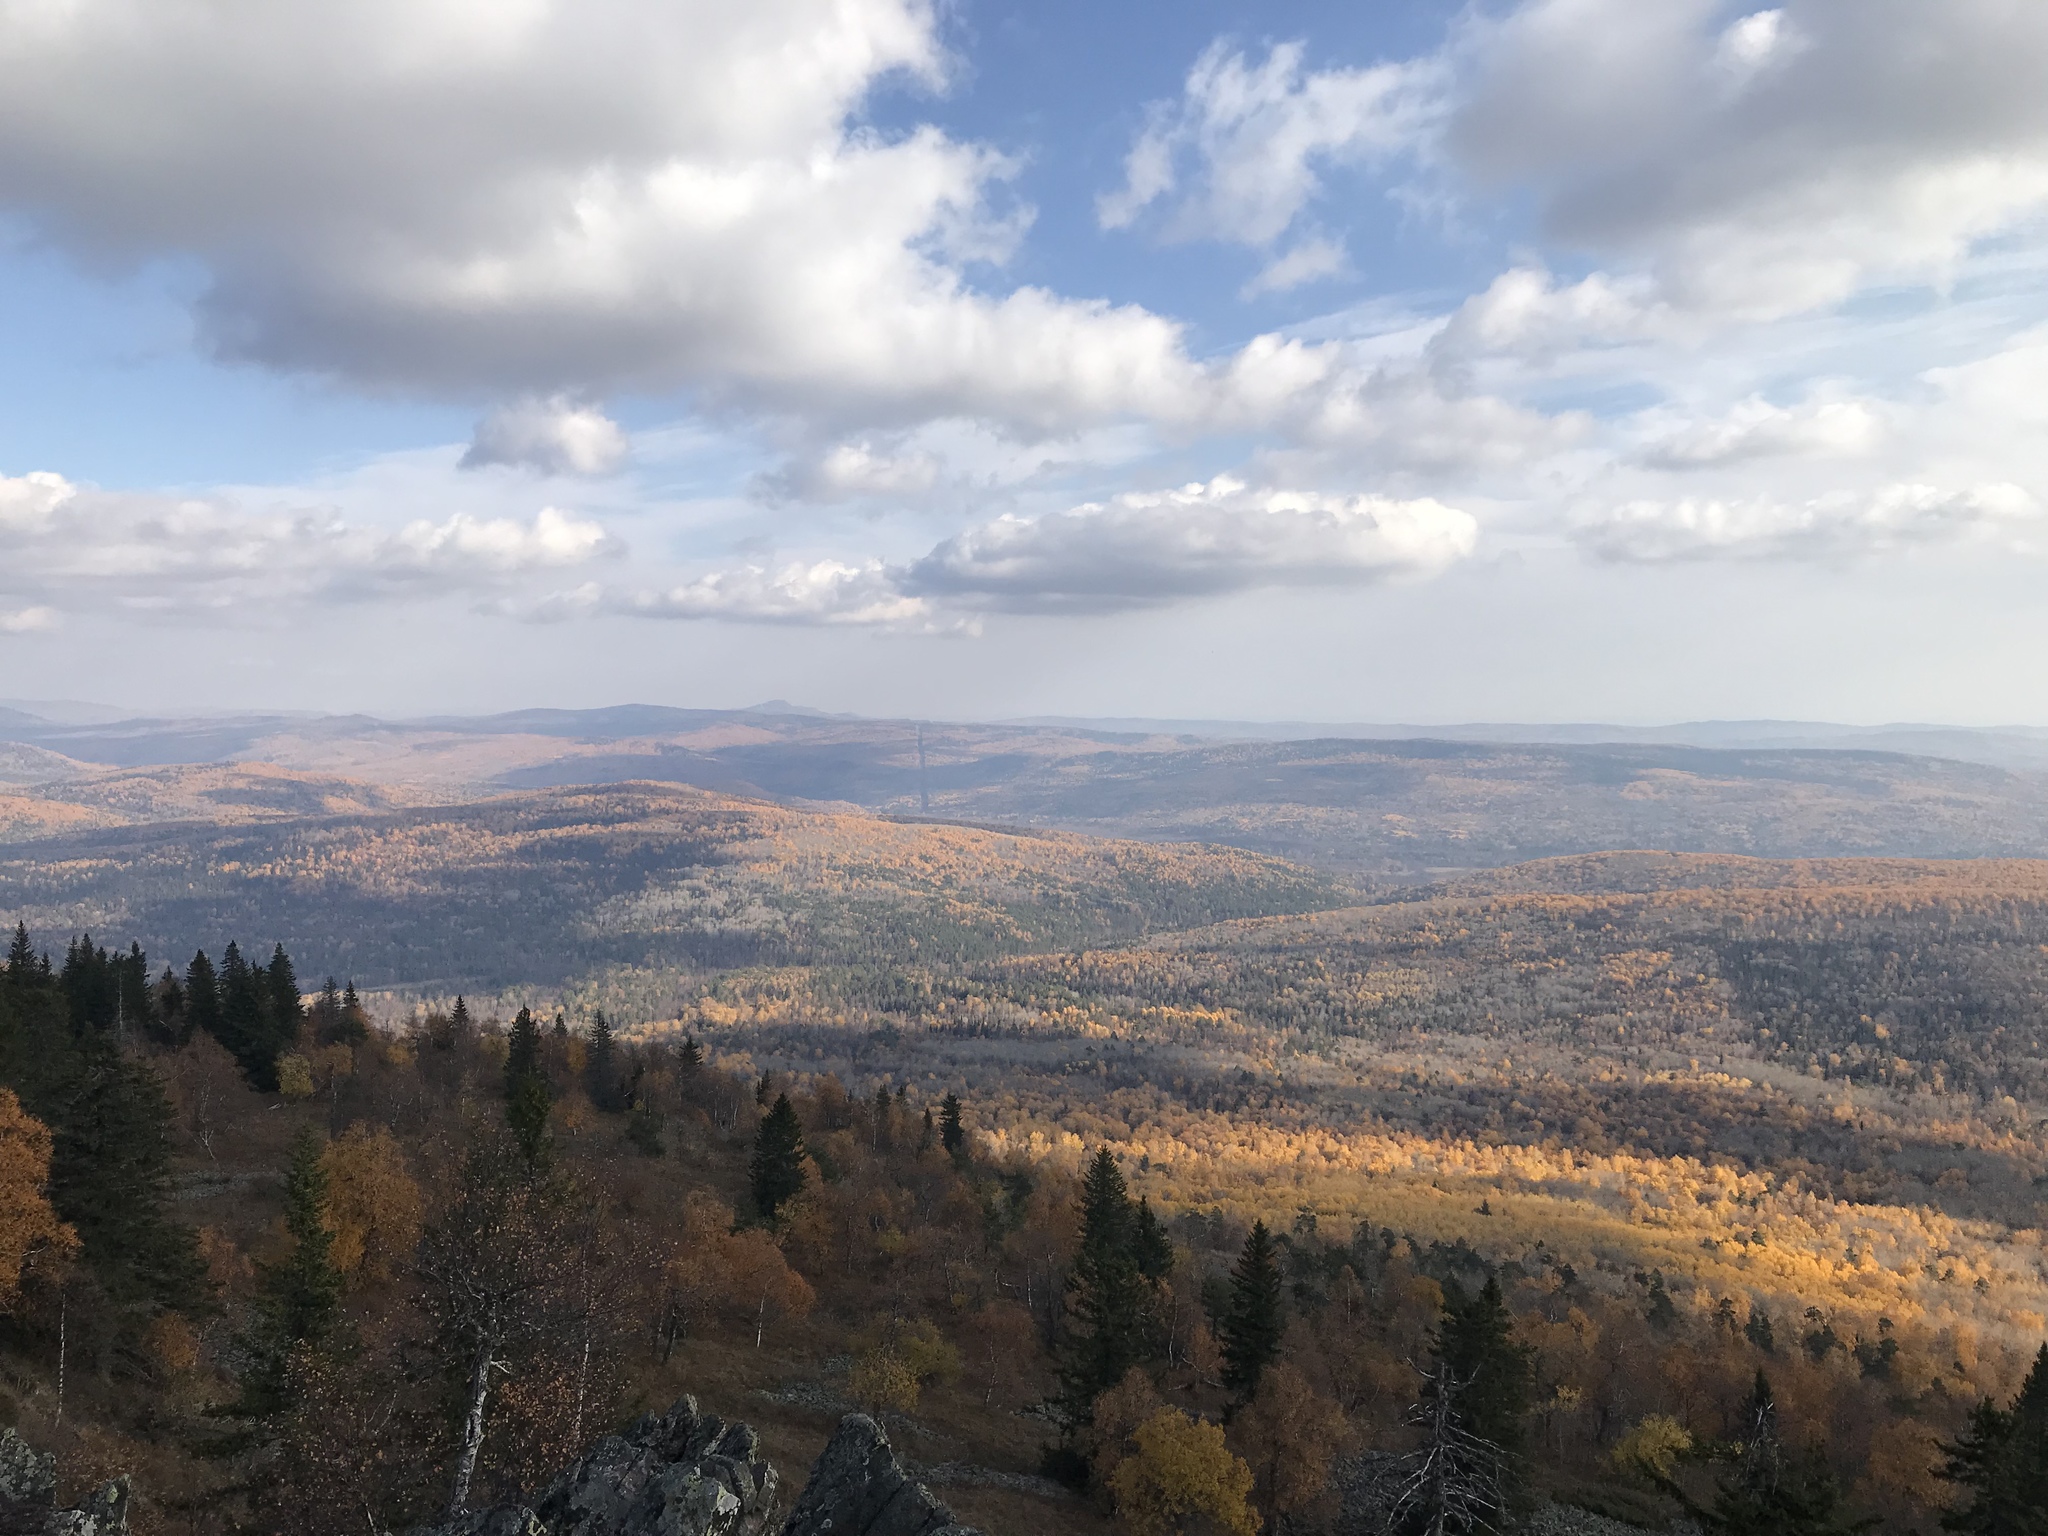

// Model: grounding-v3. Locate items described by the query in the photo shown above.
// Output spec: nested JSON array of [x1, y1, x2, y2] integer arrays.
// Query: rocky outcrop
[[780, 1416, 979, 1536], [423, 1408, 984, 1536], [0, 1430, 128, 1536], [425, 1397, 778, 1536]]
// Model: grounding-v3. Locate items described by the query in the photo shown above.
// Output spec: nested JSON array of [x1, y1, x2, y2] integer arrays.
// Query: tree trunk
[[448, 1332, 497, 1516]]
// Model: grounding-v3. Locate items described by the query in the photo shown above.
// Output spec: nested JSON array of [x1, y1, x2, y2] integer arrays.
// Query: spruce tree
[[1219, 1220, 1285, 1402], [1061, 1149, 1150, 1419], [749, 1093, 808, 1223], [266, 944, 304, 1061], [5, 922, 32, 980], [939, 1091, 965, 1156], [1434, 1275, 1534, 1466], [1133, 1197, 1174, 1283], [47, 1040, 205, 1315], [338, 981, 368, 1043], [871, 1083, 894, 1151], [585, 1010, 619, 1112], [240, 1128, 343, 1418], [503, 1008, 552, 1168], [217, 940, 281, 1088], [1940, 1343, 2048, 1534], [149, 966, 188, 1048], [185, 949, 222, 1047]]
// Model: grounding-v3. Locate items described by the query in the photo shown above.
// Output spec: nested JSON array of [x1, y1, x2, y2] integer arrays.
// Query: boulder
[[424, 1397, 778, 1536], [779, 1416, 979, 1536], [0, 1430, 128, 1536]]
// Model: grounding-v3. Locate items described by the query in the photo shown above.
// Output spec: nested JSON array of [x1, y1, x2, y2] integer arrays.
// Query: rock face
[[427, 1397, 778, 1536], [0, 1429, 129, 1536], [780, 1416, 979, 1536]]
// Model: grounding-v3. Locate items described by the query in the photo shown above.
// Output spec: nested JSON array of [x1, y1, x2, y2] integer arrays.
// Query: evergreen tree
[[1706, 1372, 1869, 1535], [149, 966, 188, 1048], [503, 1008, 552, 1168], [1219, 1220, 1286, 1402], [240, 1128, 343, 1418], [185, 949, 221, 1047], [585, 1010, 620, 1112], [1746, 1307, 1777, 1355], [266, 944, 304, 1060], [919, 1106, 935, 1153], [449, 995, 471, 1041], [1435, 1276, 1534, 1466], [5, 922, 32, 980], [1133, 1197, 1174, 1284], [0, 955, 201, 1324], [871, 1083, 894, 1151], [677, 1035, 704, 1072], [939, 1091, 965, 1156], [216, 940, 282, 1088], [312, 978, 343, 1042], [749, 1093, 808, 1223], [1940, 1343, 2048, 1534], [1061, 1149, 1150, 1419], [1645, 1271, 1678, 1330], [338, 981, 368, 1043]]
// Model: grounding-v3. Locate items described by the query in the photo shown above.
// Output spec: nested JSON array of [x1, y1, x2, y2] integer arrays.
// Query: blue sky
[[3, 0, 2048, 723]]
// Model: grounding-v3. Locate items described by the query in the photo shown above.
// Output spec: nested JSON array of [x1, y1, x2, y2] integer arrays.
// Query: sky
[[3, 0, 2048, 723]]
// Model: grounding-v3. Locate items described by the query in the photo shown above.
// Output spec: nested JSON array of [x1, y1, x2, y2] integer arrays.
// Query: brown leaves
[[0, 1088, 74, 1306]]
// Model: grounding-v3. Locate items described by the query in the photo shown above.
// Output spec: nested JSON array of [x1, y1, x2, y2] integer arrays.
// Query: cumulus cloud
[[1575, 481, 2040, 562], [539, 475, 1477, 628], [1099, 41, 1434, 250], [905, 476, 1474, 611], [1444, 0, 2048, 317], [462, 398, 629, 475], [1633, 396, 1883, 469], [1112, 4, 2048, 334], [0, 0, 1280, 437], [0, 471, 616, 615]]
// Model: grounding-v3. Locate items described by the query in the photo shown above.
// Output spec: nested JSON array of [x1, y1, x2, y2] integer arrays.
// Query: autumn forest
[[0, 781, 2042, 1534]]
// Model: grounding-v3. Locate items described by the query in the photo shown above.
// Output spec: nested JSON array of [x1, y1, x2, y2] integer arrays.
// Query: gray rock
[[779, 1416, 980, 1536], [0, 1430, 128, 1536], [420, 1397, 778, 1536]]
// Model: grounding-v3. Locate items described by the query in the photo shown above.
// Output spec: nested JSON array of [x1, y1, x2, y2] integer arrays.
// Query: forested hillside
[[0, 846, 2043, 1533]]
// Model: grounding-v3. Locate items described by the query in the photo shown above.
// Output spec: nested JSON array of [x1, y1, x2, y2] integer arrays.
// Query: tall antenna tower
[[917, 723, 930, 813]]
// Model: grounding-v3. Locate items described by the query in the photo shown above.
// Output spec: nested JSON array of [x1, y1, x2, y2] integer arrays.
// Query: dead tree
[[1384, 1362, 1507, 1536]]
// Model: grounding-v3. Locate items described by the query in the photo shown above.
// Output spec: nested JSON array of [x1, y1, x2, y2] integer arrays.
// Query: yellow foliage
[[1108, 1408, 1259, 1536], [0, 1089, 73, 1305], [275, 1053, 315, 1101], [1087, 1368, 1164, 1490], [1609, 1413, 1692, 1483], [319, 1123, 423, 1284]]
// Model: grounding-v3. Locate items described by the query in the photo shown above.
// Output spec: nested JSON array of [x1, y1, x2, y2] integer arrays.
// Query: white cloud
[[1429, 267, 1675, 366], [0, 471, 617, 615], [545, 474, 1478, 627], [618, 561, 948, 629], [906, 475, 1476, 612], [1576, 481, 2040, 562], [1444, 0, 2048, 317], [0, 607, 55, 634], [1099, 40, 1435, 250], [0, 0, 1238, 436], [462, 397, 629, 475], [1241, 236, 1350, 299], [1634, 396, 1883, 469]]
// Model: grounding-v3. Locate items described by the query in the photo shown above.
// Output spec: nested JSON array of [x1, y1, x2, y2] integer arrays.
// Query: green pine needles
[[750, 1092, 808, 1223]]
